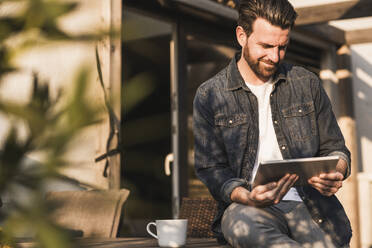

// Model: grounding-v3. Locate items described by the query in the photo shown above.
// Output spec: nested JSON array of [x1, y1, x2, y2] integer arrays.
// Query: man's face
[[242, 18, 290, 81]]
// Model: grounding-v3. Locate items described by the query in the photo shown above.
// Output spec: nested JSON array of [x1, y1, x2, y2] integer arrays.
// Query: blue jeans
[[221, 201, 348, 248]]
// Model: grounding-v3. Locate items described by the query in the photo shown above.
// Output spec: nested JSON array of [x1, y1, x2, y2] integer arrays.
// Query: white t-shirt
[[246, 80, 302, 202]]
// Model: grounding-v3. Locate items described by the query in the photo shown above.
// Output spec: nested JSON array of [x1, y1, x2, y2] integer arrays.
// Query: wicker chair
[[45, 189, 130, 238], [179, 197, 218, 238]]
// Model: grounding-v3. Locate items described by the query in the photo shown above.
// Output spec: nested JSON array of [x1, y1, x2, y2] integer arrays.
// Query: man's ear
[[236, 26, 247, 47]]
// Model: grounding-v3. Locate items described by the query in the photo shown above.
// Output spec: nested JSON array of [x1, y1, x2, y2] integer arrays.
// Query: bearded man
[[193, 0, 352, 247]]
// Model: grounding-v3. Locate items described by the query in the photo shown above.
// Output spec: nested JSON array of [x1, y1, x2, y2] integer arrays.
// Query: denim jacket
[[193, 53, 352, 246]]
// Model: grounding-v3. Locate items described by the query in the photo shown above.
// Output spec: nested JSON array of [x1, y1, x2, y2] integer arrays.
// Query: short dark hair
[[237, 0, 298, 36]]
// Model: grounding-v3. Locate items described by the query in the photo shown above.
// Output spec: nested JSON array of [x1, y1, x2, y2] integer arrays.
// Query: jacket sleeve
[[193, 87, 247, 204], [311, 75, 351, 178]]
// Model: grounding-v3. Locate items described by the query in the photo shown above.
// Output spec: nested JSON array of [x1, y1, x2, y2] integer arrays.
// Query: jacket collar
[[225, 52, 287, 91]]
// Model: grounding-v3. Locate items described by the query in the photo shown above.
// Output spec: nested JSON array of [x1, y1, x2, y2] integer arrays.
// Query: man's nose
[[268, 47, 279, 63]]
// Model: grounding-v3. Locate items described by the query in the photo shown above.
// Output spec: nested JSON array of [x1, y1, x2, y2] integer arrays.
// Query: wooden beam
[[170, 20, 189, 218], [162, 0, 372, 30], [99, 0, 122, 190], [298, 24, 372, 45], [338, 0, 372, 20], [295, 0, 372, 25], [296, 24, 346, 45], [108, 0, 122, 190], [170, 0, 238, 20], [345, 27, 372, 44]]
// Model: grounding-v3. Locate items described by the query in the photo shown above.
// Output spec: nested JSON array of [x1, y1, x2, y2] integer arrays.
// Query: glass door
[[121, 9, 173, 236]]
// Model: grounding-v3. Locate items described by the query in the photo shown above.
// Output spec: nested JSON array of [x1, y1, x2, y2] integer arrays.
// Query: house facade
[[1, 0, 372, 246]]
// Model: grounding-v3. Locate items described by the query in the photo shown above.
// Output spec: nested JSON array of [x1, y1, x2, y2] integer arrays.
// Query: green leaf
[[0, 129, 28, 191], [23, 1, 78, 31], [0, 46, 16, 76], [0, 17, 26, 41]]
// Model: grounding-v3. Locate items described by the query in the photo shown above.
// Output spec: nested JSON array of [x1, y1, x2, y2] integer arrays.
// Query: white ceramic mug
[[146, 219, 188, 247]]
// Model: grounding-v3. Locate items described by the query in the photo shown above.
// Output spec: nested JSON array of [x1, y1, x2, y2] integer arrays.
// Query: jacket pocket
[[214, 114, 249, 158], [215, 114, 249, 127], [281, 102, 316, 141]]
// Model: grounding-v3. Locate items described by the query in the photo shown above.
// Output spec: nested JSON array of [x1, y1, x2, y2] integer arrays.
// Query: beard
[[243, 46, 279, 81]]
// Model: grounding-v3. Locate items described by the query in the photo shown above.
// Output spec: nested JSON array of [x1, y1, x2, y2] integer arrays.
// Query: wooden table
[[17, 237, 231, 248]]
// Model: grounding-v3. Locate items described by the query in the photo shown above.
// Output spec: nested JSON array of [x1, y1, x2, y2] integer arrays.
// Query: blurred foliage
[[0, 0, 107, 247], [122, 71, 156, 113]]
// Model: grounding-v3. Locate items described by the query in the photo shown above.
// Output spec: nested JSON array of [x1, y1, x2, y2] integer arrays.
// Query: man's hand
[[308, 159, 347, 197], [231, 174, 298, 207]]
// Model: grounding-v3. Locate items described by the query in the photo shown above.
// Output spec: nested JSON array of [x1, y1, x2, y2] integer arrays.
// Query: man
[[193, 0, 352, 247]]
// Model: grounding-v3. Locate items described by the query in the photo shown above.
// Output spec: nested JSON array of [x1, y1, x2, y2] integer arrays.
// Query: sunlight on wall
[[351, 44, 372, 174], [361, 137, 372, 174], [0, 0, 109, 189], [356, 68, 372, 88], [358, 173, 372, 248], [351, 43, 372, 248]]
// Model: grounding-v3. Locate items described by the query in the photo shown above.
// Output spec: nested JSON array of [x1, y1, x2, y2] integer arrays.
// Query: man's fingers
[[254, 182, 277, 194], [251, 174, 299, 206], [251, 176, 289, 204], [268, 174, 290, 198], [250, 182, 278, 204], [319, 172, 343, 181], [261, 174, 294, 204], [309, 177, 343, 188], [309, 177, 343, 196], [274, 174, 298, 203], [311, 182, 339, 196]]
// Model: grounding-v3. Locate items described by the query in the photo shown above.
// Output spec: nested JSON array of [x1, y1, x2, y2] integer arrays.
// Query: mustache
[[259, 59, 277, 66]]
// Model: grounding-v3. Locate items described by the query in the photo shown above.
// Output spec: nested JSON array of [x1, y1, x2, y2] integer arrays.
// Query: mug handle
[[146, 222, 158, 239]]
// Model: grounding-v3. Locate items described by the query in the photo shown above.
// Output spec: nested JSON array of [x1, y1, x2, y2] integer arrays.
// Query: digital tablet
[[252, 156, 340, 188]]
